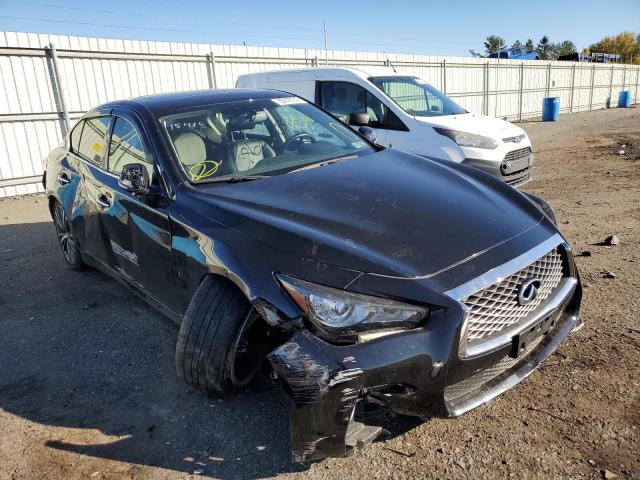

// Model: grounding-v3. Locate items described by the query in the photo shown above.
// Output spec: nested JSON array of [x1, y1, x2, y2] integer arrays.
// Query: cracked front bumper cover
[[267, 278, 581, 463], [266, 308, 458, 462], [267, 331, 365, 462]]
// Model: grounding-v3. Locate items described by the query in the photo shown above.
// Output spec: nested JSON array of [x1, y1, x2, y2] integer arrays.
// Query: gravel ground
[[0, 107, 638, 480]]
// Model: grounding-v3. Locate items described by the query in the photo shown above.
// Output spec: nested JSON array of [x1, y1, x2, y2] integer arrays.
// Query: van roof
[[239, 66, 406, 80]]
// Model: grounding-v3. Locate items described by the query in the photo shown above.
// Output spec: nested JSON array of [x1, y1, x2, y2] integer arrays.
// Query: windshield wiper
[[203, 175, 270, 184], [290, 155, 358, 173]]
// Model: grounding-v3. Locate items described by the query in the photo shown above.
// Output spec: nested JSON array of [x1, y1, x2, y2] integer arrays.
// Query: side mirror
[[118, 163, 149, 194], [358, 126, 377, 144], [349, 112, 370, 127]]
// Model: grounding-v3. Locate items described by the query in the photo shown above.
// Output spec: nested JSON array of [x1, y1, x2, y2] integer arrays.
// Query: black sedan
[[44, 89, 582, 462]]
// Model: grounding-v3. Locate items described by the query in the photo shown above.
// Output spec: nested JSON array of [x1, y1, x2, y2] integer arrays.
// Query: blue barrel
[[618, 91, 631, 108], [542, 97, 560, 121]]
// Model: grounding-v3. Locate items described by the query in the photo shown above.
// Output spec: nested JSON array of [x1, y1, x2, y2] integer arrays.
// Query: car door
[[316, 80, 389, 146], [55, 119, 86, 249], [68, 113, 114, 265], [100, 108, 179, 313]]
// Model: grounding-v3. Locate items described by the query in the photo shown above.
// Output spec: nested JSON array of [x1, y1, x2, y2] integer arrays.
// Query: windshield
[[371, 76, 466, 117], [159, 97, 374, 183]]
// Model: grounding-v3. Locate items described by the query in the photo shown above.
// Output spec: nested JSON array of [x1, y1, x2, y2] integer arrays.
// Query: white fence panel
[[0, 31, 639, 197]]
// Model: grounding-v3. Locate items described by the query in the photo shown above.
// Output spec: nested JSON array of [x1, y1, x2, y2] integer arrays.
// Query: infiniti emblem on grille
[[517, 278, 542, 305]]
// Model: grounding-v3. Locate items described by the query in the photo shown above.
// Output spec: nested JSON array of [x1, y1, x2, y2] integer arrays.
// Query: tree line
[[470, 32, 640, 63]]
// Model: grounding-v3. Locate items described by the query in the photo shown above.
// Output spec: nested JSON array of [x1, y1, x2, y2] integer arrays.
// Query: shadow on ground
[[0, 220, 419, 478]]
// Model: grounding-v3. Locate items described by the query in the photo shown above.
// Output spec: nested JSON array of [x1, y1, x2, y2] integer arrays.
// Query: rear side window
[[69, 120, 84, 153], [77, 117, 111, 166], [108, 117, 152, 178]]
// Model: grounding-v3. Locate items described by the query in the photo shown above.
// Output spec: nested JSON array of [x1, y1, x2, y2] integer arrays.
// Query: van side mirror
[[349, 112, 370, 127], [358, 126, 377, 144], [119, 163, 149, 194]]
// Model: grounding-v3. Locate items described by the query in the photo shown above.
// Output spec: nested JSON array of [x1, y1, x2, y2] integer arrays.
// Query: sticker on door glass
[[272, 97, 306, 106]]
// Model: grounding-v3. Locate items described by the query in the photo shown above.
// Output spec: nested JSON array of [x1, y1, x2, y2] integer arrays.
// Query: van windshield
[[371, 76, 466, 117], [158, 97, 374, 184]]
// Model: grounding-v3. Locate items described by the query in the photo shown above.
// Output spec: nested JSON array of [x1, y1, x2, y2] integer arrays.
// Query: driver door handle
[[57, 172, 71, 185], [96, 194, 111, 209]]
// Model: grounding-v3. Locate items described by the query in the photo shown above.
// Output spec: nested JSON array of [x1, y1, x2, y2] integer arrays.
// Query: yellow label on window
[[92, 142, 103, 153]]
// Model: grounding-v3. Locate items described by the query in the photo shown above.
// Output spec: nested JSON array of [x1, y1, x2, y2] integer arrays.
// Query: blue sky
[[0, 0, 638, 56]]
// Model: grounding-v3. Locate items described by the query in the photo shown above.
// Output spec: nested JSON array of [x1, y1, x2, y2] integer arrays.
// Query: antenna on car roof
[[385, 56, 397, 73]]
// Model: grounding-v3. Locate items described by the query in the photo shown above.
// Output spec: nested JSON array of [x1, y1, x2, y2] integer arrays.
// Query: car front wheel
[[175, 276, 265, 397]]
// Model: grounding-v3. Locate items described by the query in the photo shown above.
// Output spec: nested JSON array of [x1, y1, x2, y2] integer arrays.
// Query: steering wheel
[[282, 132, 317, 152]]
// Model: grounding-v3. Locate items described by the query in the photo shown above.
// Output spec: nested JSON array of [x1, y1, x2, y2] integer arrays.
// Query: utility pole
[[323, 21, 328, 65]]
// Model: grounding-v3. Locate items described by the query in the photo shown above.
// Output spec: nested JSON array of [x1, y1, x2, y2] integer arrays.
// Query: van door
[[316, 81, 391, 146]]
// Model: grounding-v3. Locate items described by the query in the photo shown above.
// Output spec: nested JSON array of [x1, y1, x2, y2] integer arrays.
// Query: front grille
[[504, 147, 532, 162], [504, 169, 531, 186], [445, 335, 545, 401], [462, 248, 564, 347]]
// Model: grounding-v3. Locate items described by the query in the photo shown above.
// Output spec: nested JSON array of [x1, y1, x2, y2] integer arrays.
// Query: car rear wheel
[[52, 200, 84, 270], [175, 275, 264, 397]]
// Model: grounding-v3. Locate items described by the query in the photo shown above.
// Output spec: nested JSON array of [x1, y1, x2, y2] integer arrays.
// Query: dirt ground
[[0, 107, 638, 480]]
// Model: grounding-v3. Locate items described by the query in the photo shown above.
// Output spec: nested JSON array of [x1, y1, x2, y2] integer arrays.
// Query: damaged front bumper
[[267, 278, 581, 462]]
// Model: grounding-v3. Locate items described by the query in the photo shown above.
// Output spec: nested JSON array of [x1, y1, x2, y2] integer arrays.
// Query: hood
[[415, 113, 526, 139], [194, 150, 544, 279]]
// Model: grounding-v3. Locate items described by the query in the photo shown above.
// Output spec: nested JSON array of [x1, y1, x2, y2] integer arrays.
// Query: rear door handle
[[96, 194, 111, 209], [57, 172, 71, 185]]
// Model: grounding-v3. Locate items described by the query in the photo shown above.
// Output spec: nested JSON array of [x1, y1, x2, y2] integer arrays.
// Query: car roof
[[100, 88, 294, 115]]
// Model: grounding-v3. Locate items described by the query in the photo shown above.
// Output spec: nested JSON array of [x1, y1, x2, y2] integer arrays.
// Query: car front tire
[[175, 275, 263, 397]]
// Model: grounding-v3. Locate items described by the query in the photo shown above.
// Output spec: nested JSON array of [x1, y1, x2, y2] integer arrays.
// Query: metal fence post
[[47, 43, 70, 136], [589, 64, 596, 111], [442, 59, 447, 95], [518, 62, 524, 121], [635, 67, 639, 104], [570, 63, 576, 113], [208, 52, 218, 89], [608, 65, 614, 107], [545, 63, 551, 97], [483, 62, 489, 116], [205, 54, 214, 89]]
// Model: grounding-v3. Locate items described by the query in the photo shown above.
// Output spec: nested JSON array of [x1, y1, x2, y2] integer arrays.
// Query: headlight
[[434, 128, 498, 149], [276, 274, 427, 334]]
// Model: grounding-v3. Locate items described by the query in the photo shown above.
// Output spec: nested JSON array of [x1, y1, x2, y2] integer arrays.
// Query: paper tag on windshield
[[272, 96, 306, 106]]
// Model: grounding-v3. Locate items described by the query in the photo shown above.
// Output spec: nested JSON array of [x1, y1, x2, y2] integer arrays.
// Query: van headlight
[[434, 128, 498, 149], [276, 274, 427, 334]]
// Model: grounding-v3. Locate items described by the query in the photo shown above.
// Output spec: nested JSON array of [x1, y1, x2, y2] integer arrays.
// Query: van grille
[[504, 147, 532, 162]]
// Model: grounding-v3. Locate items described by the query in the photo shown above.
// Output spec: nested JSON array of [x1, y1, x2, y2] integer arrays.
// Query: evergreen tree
[[524, 39, 535, 52], [536, 36, 554, 60]]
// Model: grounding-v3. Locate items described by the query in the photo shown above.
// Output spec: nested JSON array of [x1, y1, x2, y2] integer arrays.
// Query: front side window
[[108, 117, 153, 179], [319, 81, 387, 128], [159, 97, 374, 183], [77, 116, 111, 166], [371, 76, 467, 117]]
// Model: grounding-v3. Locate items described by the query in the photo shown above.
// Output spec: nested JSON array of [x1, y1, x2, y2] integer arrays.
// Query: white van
[[236, 67, 533, 186]]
